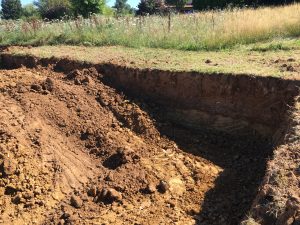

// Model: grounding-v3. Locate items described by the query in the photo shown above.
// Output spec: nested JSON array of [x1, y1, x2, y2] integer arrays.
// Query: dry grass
[[0, 4, 300, 50], [241, 217, 261, 225]]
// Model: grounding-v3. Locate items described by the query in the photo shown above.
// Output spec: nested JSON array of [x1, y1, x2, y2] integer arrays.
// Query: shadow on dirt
[[135, 102, 274, 225]]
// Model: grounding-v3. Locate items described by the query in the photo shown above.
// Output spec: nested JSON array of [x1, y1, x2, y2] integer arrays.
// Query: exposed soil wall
[[1, 53, 299, 139]]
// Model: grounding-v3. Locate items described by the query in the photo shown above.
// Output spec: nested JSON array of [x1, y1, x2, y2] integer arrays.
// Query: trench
[[1, 53, 299, 224]]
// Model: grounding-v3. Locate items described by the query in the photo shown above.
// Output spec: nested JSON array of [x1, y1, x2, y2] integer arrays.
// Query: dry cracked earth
[[0, 66, 271, 225]]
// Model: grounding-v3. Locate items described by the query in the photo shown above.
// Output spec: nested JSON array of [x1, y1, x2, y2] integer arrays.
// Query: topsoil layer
[[0, 66, 272, 225]]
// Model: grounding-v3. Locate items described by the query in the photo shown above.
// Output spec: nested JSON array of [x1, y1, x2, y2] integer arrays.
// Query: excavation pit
[[0, 54, 299, 225]]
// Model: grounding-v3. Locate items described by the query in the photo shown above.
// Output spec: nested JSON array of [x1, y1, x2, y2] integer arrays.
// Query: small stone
[[70, 195, 83, 208], [145, 183, 156, 194], [99, 188, 122, 203], [205, 59, 212, 64], [157, 180, 169, 194], [2, 158, 17, 176]]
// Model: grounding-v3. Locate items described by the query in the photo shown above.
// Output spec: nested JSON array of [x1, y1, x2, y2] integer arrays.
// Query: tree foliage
[[136, 0, 164, 15], [114, 0, 134, 15], [70, 0, 106, 18], [1, 0, 22, 19], [34, 0, 72, 19], [22, 3, 40, 19], [165, 0, 188, 10]]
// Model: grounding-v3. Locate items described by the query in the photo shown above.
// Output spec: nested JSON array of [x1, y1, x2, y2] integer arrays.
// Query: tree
[[70, 0, 106, 18], [113, 0, 133, 15], [22, 4, 40, 19], [1, 0, 22, 19], [34, 0, 72, 20], [136, 0, 164, 15], [165, 0, 188, 10]]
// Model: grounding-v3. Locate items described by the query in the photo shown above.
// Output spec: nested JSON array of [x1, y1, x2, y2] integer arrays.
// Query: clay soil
[[0, 66, 272, 225]]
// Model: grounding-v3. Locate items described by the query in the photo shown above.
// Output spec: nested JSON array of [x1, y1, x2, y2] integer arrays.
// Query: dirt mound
[[0, 66, 273, 224]]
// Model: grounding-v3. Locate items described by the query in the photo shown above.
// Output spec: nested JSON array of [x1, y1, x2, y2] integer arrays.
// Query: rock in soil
[[70, 195, 83, 208]]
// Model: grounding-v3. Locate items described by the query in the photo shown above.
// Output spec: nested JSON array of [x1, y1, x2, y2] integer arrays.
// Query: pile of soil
[[0, 66, 271, 224]]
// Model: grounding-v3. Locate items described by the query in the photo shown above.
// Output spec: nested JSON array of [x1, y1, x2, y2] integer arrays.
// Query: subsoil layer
[[0, 66, 272, 225]]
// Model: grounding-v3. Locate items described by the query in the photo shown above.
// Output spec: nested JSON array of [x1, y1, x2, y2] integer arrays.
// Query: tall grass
[[0, 3, 300, 50]]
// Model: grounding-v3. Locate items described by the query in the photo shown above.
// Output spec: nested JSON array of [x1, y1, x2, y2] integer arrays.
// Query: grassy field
[[1, 3, 300, 50], [8, 38, 300, 78]]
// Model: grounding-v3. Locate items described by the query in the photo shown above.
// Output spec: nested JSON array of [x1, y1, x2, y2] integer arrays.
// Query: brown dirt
[[0, 66, 274, 225]]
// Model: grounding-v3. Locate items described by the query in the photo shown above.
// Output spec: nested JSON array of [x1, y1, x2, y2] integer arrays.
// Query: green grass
[[7, 39, 300, 78], [0, 3, 300, 51]]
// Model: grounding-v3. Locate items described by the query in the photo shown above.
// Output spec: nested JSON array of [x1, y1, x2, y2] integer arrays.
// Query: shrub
[[34, 0, 72, 20]]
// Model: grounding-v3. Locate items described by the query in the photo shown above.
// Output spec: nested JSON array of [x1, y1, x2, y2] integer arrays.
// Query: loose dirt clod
[[145, 183, 156, 194]]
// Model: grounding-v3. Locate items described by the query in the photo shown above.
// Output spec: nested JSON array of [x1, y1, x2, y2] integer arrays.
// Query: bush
[[34, 0, 72, 20]]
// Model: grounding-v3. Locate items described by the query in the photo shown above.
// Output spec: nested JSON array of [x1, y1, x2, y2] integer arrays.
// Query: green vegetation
[[34, 0, 72, 19], [165, 0, 188, 10], [8, 39, 300, 77], [0, 4, 300, 51], [136, 0, 163, 15], [71, 0, 106, 18], [114, 0, 134, 15], [1, 0, 22, 19], [21, 4, 40, 20]]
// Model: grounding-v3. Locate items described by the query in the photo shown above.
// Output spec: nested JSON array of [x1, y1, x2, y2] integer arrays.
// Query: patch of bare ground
[[2, 46, 300, 225], [0, 65, 277, 225]]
